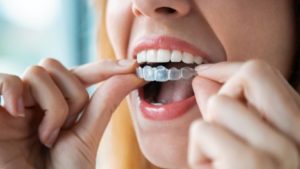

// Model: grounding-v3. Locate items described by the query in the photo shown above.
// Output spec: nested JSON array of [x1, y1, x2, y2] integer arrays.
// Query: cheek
[[196, 0, 295, 74], [106, 0, 133, 59]]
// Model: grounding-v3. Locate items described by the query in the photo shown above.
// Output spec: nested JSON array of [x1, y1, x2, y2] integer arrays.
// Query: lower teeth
[[136, 65, 196, 82]]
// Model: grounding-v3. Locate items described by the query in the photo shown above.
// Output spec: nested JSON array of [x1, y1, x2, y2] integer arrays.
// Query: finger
[[195, 61, 242, 82], [192, 76, 221, 118], [195, 60, 300, 103], [206, 95, 299, 169], [0, 73, 25, 117], [188, 120, 276, 169], [197, 60, 300, 144], [23, 66, 69, 147], [73, 74, 143, 148], [71, 59, 138, 87], [40, 58, 89, 128]]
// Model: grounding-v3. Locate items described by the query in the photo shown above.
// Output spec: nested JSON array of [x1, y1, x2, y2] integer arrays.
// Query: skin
[[0, 0, 299, 169], [107, 0, 299, 168]]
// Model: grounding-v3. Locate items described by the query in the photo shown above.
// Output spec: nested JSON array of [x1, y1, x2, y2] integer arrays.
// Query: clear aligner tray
[[136, 65, 196, 82]]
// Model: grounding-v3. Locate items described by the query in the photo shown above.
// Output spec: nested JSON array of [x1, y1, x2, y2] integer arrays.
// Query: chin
[[128, 90, 201, 168], [138, 132, 188, 168]]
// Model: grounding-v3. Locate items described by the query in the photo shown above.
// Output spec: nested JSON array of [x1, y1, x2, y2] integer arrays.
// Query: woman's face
[[105, 0, 296, 168]]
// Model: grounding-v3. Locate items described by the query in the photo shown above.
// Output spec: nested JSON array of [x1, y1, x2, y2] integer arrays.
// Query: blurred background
[[0, 0, 97, 75]]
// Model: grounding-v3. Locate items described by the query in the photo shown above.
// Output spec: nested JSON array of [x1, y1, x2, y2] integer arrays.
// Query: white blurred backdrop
[[0, 0, 97, 75]]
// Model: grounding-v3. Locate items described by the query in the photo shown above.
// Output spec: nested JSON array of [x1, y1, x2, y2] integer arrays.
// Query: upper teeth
[[137, 49, 204, 64]]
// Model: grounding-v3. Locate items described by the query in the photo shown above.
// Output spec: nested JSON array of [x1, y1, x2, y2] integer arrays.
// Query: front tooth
[[152, 103, 163, 106], [182, 52, 194, 64], [146, 50, 157, 63], [137, 51, 147, 63], [194, 56, 203, 64], [170, 50, 182, 62], [157, 49, 171, 63]]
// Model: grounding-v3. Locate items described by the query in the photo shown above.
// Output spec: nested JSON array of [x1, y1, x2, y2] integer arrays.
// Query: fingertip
[[39, 126, 60, 148], [6, 97, 25, 118], [16, 98, 25, 117], [46, 129, 60, 148], [2, 96, 19, 117], [118, 59, 137, 67], [38, 112, 64, 148], [195, 64, 213, 73]]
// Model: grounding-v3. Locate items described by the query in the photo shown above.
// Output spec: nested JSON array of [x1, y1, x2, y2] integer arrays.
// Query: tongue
[[156, 79, 194, 104]]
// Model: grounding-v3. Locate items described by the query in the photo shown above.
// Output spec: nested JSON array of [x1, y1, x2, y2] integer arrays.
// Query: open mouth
[[137, 49, 204, 105], [135, 48, 206, 120], [132, 36, 211, 121]]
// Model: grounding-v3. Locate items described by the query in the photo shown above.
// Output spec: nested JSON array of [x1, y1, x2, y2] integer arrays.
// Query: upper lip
[[131, 35, 222, 63]]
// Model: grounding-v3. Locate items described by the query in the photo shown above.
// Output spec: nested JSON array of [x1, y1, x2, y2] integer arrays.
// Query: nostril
[[155, 7, 177, 15]]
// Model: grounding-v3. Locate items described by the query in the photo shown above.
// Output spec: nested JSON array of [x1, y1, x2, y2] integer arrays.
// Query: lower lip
[[138, 89, 196, 121]]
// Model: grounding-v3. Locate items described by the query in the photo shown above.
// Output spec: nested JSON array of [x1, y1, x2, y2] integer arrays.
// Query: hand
[[188, 60, 300, 169], [0, 58, 143, 169]]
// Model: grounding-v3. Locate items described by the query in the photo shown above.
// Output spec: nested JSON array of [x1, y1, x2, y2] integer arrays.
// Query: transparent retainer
[[136, 65, 196, 82]]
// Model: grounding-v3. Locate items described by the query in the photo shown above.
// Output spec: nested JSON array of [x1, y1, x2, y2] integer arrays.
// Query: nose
[[132, 0, 191, 18]]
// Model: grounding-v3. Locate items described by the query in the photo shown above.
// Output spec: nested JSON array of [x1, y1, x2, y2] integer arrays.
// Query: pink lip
[[139, 89, 196, 121], [132, 35, 211, 62]]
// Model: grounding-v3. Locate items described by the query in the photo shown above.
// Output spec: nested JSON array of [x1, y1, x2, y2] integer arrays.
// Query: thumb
[[192, 76, 221, 120], [73, 74, 144, 147]]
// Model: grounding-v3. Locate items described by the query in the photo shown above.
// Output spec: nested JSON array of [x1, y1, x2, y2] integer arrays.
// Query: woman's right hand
[[0, 58, 143, 169]]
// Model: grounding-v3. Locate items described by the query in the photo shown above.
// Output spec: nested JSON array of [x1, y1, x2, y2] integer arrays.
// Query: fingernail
[[45, 129, 59, 148], [195, 64, 212, 72], [16, 98, 25, 117], [118, 59, 136, 66]]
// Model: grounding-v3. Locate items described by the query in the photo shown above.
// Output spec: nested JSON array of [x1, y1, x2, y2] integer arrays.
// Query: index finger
[[71, 59, 138, 87], [195, 60, 300, 102], [195, 61, 242, 83]]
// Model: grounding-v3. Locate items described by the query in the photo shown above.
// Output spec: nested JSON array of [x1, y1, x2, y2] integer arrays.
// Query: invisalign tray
[[136, 66, 197, 82]]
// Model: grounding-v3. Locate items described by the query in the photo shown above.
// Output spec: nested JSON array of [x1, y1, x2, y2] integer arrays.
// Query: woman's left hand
[[188, 59, 300, 169]]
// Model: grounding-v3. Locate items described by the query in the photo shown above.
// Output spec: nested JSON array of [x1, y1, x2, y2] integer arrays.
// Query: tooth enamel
[[152, 103, 163, 106], [137, 51, 147, 63], [155, 65, 168, 82], [169, 67, 181, 80], [157, 49, 171, 63], [147, 50, 157, 63], [137, 49, 205, 64], [182, 52, 194, 64], [194, 56, 203, 64], [170, 50, 182, 62]]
